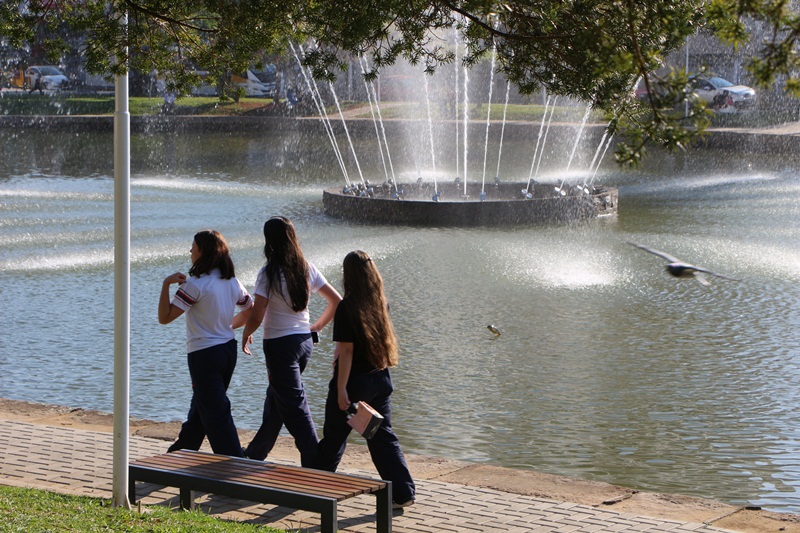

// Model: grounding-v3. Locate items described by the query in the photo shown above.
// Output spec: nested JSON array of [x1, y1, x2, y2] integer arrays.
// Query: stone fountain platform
[[323, 180, 618, 226]]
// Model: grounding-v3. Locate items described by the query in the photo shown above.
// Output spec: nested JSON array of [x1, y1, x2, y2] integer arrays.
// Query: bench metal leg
[[129, 478, 137, 505], [179, 487, 195, 510], [320, 500, 337, 533], [376, 482, 392, 533]]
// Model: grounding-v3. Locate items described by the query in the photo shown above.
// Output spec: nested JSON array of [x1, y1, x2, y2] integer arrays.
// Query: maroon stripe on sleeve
[[175, 288, 196, 307]]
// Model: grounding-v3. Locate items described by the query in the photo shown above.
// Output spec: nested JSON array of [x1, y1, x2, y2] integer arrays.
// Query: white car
[[26, 66, 69, 91], [233, 70, 273, 97], [690, 76, 756, 111]]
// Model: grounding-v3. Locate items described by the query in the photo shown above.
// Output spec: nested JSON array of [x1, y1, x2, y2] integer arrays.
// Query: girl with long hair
[[315, 250, 416, 509], [241, 216, 341, 466], [158, 229, 253, 457]]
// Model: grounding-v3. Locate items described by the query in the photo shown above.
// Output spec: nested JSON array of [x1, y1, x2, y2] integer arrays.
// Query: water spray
[[423, 70, 438, 193], [495, 80, 511, 184], [556, 103, 592, 196], [360, 55, 396, 183], [290, 42, 350, 186], [480, 44, 497, 195], [359, 55, 390, 184]]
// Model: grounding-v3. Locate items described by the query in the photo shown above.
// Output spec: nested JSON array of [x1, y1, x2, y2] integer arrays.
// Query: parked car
[[25, 65, 69, 91], [232, 70, 274, 97], [189, 69, 273, 97], [689, 76, 756, 111]]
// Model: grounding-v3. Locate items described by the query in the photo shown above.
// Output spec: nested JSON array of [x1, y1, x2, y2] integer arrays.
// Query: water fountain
[[323, 178, 618, 226], [292, 44, 619, 226]]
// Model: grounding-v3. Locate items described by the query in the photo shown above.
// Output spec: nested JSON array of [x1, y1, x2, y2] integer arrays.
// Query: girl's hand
[[158, 272, 186, 325], [164, 272, 186, 285], [338, 389, 351, 411], [242, 334, 252, 355]]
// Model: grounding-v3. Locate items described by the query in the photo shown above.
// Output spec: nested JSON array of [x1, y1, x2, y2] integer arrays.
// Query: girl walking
[[315, 250, 416, 509], [241, 216, 341, 466], [158, 229, 253, 457]]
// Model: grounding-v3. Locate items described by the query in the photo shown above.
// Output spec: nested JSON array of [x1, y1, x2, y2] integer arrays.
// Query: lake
[[1, 119, 799, 512]]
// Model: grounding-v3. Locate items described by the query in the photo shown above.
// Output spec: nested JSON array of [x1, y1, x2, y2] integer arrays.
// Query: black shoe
[[392, 498, 415, 509]]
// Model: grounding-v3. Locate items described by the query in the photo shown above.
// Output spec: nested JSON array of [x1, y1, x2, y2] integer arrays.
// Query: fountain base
[[323, 181, 618, 226]]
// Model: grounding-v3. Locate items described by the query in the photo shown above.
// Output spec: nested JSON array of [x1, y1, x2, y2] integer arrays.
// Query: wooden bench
[[129, 449, 392, 533]]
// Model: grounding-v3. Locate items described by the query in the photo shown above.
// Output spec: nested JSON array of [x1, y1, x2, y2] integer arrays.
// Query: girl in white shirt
[[158, 230, 253, 457], [241, 216, 341, 466]]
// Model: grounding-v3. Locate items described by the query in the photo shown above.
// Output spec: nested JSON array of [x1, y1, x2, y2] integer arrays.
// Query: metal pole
[[112, 11, 131, 509]]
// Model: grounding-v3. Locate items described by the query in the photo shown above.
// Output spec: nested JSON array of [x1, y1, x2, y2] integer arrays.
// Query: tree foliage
[[1, 0, 799, 164]]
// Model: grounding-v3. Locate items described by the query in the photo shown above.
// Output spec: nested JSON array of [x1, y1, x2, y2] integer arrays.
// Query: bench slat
[[133, 451, 384, 499], [160, 450, 382, 490], [144, 462, 364, 500]]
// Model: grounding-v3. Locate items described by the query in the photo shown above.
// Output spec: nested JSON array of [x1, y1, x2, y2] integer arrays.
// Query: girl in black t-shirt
[[314, 250, 416, 509]]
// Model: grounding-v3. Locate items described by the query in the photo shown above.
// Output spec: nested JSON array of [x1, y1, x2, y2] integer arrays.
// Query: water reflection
[[1, 127, 800, 512]]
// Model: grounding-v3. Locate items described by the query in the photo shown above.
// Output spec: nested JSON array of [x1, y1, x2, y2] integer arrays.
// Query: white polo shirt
[[173, 269, 252, 353], [255, 262, 327, 340]]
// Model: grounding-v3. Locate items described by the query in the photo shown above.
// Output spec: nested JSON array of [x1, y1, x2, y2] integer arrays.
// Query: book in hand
[[346, 401, 384, 439]]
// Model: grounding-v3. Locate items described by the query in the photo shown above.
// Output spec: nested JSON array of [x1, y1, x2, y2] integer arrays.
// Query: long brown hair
[[262, 216, 309, 312], [189, 230, 235, 279], [342, 250, 398, 369]]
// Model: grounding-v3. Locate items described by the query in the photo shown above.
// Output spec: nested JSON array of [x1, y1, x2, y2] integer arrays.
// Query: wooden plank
[[170, 450, 385, 489], [132, 460, 373, 499], [169, 457, 379, 491], [131, 464, 339, 513], [131, 451, 387, 499]]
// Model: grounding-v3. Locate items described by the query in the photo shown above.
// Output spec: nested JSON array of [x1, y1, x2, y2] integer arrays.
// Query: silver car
[[26, 66, 69, 91], [690, 76, 756, 111]]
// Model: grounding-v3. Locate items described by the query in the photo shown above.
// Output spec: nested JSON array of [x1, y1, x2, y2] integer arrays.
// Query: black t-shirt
[[332, 297, 378, 376]]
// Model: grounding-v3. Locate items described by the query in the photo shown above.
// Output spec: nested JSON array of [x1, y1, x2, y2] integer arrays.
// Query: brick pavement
[[0, 419, 736, 532]]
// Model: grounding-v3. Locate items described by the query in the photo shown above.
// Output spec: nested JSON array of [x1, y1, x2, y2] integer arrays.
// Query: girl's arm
[[335, 341, 354, 411], [158, 273, 186, 325], [232, 304, 253, 329], [241, 294, 268, 355], [311, 283, 342, 333]]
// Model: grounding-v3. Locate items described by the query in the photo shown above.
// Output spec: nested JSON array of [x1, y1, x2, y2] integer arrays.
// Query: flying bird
[[487, 325, 501, 336], [626, 241, 740, 286]]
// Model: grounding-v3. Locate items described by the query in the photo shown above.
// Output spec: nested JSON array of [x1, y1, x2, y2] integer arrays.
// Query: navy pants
[[167, 339, 244, 457], [245, 333, 318, 467], [315, 368, 416, 504]]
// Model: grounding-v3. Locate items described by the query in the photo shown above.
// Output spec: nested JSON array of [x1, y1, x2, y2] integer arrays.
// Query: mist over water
[[2, 126, 800, 513]]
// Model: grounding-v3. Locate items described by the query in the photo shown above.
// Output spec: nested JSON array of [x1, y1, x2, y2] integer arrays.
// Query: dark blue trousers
[[167, 339, 244, 457], [315, 368, 416, 504], [245, 333, 318, 467]]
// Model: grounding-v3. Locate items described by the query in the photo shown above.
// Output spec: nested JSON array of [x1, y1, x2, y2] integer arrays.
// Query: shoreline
[[2, 113, 800, 155], [1, 397, 799, 533]]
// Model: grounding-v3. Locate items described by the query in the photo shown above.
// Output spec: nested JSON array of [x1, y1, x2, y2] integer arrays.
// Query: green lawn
[[0, 92, 611, 122], [0, 485, 285, 532], [0, 93, 283, 116], [0, 91, 787, 128]]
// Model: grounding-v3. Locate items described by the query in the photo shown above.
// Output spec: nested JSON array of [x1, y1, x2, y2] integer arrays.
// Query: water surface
[[1, 125, 799, 512]]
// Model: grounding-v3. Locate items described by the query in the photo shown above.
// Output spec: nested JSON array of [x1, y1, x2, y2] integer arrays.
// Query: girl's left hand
[[338, 389, 351, 411], [242, 334, 253, 355]]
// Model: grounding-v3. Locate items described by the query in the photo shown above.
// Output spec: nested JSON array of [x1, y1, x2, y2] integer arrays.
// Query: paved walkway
[[0, 419, 737, 533]]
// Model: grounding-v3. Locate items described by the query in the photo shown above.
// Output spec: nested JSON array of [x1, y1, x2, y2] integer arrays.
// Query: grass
[[0, 93, 632, 122], [345, 101, 607, 122], [0, 93, 283, 116], [0, 485, 286, 532], [0, 90, 791, 129]]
